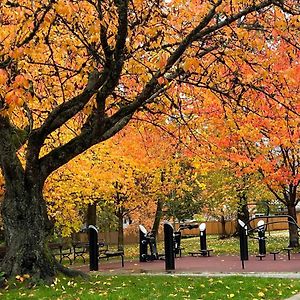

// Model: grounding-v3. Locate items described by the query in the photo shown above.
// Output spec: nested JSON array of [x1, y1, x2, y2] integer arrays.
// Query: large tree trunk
[[152, 198, 163, 238], [0, 118, 56, 280], [282, 185, 299, 248], [267, 183, 299, 248], [0, 179, 55, 281], [0, 119, 85, 281], [287, 204, 299, 247], [219, 215, 227, 239], [87, 203, 97, 226]]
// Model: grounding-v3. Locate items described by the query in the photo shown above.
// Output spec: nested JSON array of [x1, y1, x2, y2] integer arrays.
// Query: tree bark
[[0, 117, 56, 281], [219, 215, 227, 239], [87, 203, 97, 226], [282, 184, 299, 247], [287, 204, 299, 247], [1, 179, 55, 280], [152, 198, 163, 238]]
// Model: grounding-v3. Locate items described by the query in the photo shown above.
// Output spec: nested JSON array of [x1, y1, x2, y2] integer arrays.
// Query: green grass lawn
[[1, 274, 300, 300], [180, 231, 293, 255], [122, 230, 295, 259]]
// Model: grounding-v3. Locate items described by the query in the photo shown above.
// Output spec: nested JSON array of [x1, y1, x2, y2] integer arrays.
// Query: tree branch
[[17, 0, 56, 48], [0, 117, 25, 188]]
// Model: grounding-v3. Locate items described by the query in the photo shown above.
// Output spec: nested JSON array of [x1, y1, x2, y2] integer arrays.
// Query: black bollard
[[199, 223, 207, 251], [164, 222, 175, 271], [139, 225, 148, 262], [257, 220, 266, 255], [238, 219, 249, 268], [88, 225, 99, 271]]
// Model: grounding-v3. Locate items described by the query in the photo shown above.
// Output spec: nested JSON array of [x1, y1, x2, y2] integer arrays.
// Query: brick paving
[[73, 252, 300, 275]]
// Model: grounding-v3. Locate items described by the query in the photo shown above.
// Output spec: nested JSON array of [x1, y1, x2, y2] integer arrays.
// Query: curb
[[286, 295, 300, 300]]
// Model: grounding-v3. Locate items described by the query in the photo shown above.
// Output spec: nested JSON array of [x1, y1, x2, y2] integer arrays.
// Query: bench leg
[[74, 254, 86, 264], [121, 255, 124, 267]]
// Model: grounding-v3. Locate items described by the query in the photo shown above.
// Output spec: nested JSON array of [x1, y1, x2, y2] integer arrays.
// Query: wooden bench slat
[[99, 250, 124, 267], [188, 249, 213, 257]]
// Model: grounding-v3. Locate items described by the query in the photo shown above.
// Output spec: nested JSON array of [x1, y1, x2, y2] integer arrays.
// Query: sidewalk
[[73, 253, 300, 274], [286, 295, 300, 300]]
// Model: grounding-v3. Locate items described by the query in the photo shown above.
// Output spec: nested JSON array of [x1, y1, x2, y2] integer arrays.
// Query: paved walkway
[[287, 294, 300, 300], [74, 253, 300, 275]]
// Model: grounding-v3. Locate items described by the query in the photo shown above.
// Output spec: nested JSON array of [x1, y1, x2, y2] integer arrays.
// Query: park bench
[[256, 254, 266, 260], [48, 242, 73, 265], [188, 249, 213, 257], [72, 242, 89, 263], [270, 251, 280, 260], [283, 247, 293, 260], [0, 243, 74, 264], [256, 249, 289, 261], [98, 242, 124, 267]]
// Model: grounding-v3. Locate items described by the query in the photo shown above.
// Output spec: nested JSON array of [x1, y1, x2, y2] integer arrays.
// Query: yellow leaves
[[9, 48, 24, 60], [157, 76, 167, 85], [54, 1, 73, 20], [5, 90, 19, 105], [43, 124, 194, 236], [3, 74, 32, 111], [5, 89, 24, 107], [257, 291, 265, 298], [158, 52, 168, 70], [90, 24, 99, 35], [15, 274, 31, 283], [274, 18, 288, 30], [44, 13, 55, 24], [0, 69, 8, 86], [182, 57, 200, 72], [281, 65, 300, 85], [13, 75, 30, 89], [0, 67, 35, 116], [195, 179, 206, 190], [150, 51, 169, 71]]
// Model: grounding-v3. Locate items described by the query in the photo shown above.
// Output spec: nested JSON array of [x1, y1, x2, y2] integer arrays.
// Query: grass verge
[[1, 274, 300, 299]]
